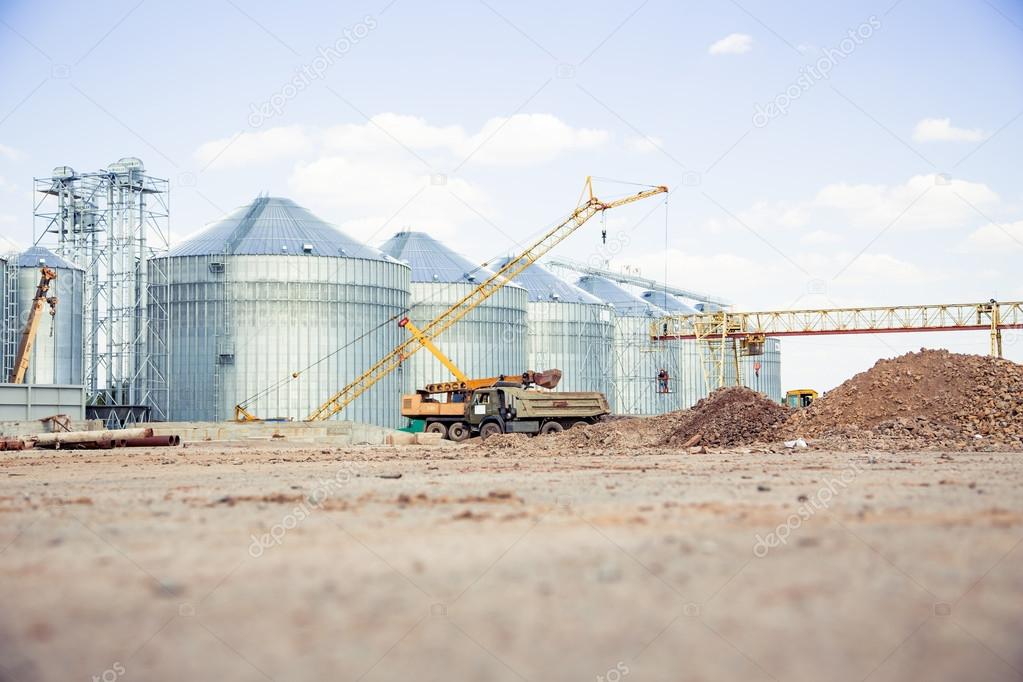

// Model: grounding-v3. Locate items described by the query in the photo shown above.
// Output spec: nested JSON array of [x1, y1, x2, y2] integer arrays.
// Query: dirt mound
[[479, 386, 788, 451], [779, 349, 1023, 448], [665, 386, 791, 447]]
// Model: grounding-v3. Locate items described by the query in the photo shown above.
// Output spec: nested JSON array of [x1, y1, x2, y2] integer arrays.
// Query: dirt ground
[[1, 441, 1021, 682]]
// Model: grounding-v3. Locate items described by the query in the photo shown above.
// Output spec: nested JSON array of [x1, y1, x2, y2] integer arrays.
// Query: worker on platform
[[657, 368, 670, 393]]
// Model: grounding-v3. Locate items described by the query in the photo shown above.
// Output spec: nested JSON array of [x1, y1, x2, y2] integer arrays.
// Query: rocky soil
[[777, 349, 1023, 450], [484, 349, 1023, 454]]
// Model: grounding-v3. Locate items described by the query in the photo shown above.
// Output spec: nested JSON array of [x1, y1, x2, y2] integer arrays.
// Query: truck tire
[[480, 422, 504, 440], [425, 422, 448, 439], [448, 422, 470, 442], [540, 421, 564, 435]]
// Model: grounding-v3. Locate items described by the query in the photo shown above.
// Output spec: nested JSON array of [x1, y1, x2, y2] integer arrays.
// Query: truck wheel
[[540, 421, 564, 435], [480, 422, 503, 440], [425, 422, 448, 438], [567, 420, 585, 429], [448, 422, 470, 442]]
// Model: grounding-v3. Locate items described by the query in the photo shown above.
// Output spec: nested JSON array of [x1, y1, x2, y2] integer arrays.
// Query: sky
[[1, 0, 1021, 392]]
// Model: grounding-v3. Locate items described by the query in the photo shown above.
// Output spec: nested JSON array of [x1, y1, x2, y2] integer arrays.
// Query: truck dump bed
[[509, 390, 610, 418]]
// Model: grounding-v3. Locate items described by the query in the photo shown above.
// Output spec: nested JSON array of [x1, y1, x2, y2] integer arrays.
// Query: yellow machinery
[[9, 267, 58, 384], [234, 177, 668, 422], [784, 389, 817, 409]]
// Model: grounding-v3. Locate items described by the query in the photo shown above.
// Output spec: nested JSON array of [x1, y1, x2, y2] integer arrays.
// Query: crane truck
[[234, 177, 667, 423], [399, 316, 609, 439]]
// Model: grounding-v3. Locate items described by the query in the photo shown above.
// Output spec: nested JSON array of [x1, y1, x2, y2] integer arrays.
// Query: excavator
[[234, 177, 668, 423], [8, 266, 58, 384]]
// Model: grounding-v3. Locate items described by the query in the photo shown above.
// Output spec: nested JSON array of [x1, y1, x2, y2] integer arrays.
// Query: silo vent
[[208, 262, 225, 274], [302, 243, 313, 254]]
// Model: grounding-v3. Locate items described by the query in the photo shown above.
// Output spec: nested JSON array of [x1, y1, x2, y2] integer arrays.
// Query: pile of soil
[[480, 386, 788, 451], [664, 386, 791, 447], [777, 349, 1023, 449]]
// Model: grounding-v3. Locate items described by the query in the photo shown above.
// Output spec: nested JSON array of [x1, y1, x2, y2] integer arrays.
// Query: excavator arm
[[9, 267, 58, 384]]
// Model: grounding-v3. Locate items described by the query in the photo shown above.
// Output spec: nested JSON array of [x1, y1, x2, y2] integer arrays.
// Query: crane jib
[[301, 180, 667, 422]]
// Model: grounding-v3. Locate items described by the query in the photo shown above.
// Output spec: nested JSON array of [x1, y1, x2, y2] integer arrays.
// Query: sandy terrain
[[1, 441, 1021, 681]]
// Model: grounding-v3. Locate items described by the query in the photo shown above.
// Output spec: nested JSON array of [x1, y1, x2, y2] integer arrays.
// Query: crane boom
[[299, 177, 667, 421], [9, 267, 58, 384]]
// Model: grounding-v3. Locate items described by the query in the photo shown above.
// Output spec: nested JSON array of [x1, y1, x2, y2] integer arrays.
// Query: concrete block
[[385, 432, 417, 446], [414, 432, 444, 446]]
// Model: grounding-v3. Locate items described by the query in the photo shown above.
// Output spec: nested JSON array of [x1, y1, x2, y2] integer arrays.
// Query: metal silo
[[149, 196, 410, 426], [576, 276, 701, 414], [726, 337, 782, 402], [1, 255, 9, 377], [495, 258, 614, 398], [380, 231, 528, 390], [13, 246, 85, 385]]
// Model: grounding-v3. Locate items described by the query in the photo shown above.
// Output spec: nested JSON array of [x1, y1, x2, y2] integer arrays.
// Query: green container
[[398, 419, 426, 433]]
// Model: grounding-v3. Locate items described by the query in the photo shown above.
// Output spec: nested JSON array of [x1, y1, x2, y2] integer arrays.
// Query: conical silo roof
[[17, 246, 83, 270], [494, 257, 603, 304], [168, 196, 393, 260], [380, 231, 498, 284], [641, 290, 698, 314], [576, 275, 665, 317]]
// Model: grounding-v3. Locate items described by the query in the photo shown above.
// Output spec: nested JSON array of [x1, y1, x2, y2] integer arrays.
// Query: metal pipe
[[117, 435, 180, 447], [33, 427, 152, 446], [34, 437, 114, 450]]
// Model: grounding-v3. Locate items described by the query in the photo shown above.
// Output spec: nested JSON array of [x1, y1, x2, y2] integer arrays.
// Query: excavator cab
[[784, 389, 818, 409]]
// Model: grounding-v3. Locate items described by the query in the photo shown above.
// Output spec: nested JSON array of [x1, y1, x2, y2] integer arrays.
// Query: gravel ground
[[1, 442, 1021, 681]]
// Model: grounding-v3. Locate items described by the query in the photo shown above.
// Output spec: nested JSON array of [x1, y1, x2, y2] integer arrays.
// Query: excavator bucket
[[531, 369, 562, 389]]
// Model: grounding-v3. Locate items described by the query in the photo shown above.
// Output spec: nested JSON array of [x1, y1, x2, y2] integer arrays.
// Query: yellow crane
[[9, 266, 58, 384], [234, 177, 668, 422]]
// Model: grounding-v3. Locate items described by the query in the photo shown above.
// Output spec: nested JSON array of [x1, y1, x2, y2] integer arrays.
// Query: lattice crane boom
[[238, 177, 668, 422]]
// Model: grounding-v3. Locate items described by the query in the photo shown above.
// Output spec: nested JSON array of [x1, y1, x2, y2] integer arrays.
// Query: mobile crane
[[234, 177, 668, 422], [9, 266, 58, 384]]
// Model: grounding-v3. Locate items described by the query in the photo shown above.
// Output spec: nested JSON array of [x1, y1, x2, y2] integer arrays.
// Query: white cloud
[[288, 156, 488, 241], [708, 33, 753, 55], [194, 126, 312, 170], [0, 143, 23, 161], [961, 220, 1023, 252], [800, 229, 842, 245], [462, 114, 608, 165], [197, 114, 609, 171], [912, 117, 987, 143], [626, 135, 664, 153], [707, 174, 999, 235]]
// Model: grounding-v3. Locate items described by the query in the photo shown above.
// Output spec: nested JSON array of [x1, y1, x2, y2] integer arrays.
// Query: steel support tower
[[33, 159, 170, 420]]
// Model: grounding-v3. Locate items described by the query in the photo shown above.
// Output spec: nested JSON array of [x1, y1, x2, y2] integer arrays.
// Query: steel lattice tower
[[32, 159, 170, 420]]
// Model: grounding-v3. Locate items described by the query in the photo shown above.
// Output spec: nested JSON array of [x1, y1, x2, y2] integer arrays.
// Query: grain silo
[[495, 258, 614, 398], [0, 255, 10, 378], [726, 338, 782, 402], [149, 196, 410, 426], [576, 275, 691, 415], [380, 231, 528, 390], [13, 246, 85, 385]]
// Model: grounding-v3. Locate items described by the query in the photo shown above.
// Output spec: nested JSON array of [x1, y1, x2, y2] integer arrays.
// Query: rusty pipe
[[116, 435, 181, 447]]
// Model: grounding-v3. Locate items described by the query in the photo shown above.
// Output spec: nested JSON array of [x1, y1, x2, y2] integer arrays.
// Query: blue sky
[[1, 0, 1022, 391]]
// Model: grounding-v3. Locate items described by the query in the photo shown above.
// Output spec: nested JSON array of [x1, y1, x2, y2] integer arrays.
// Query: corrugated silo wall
[[14, 264, 85, 384], [150, 254, 410, 426], [610, 315, 707, 415], [724, 337, 781, 402], [403, 282, 528, 390], [524, 301, 614, 398], [0, 258, 8, 378]]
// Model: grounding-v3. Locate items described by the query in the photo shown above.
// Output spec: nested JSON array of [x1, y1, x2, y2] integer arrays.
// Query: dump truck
[[401, 384, 610, 441]]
